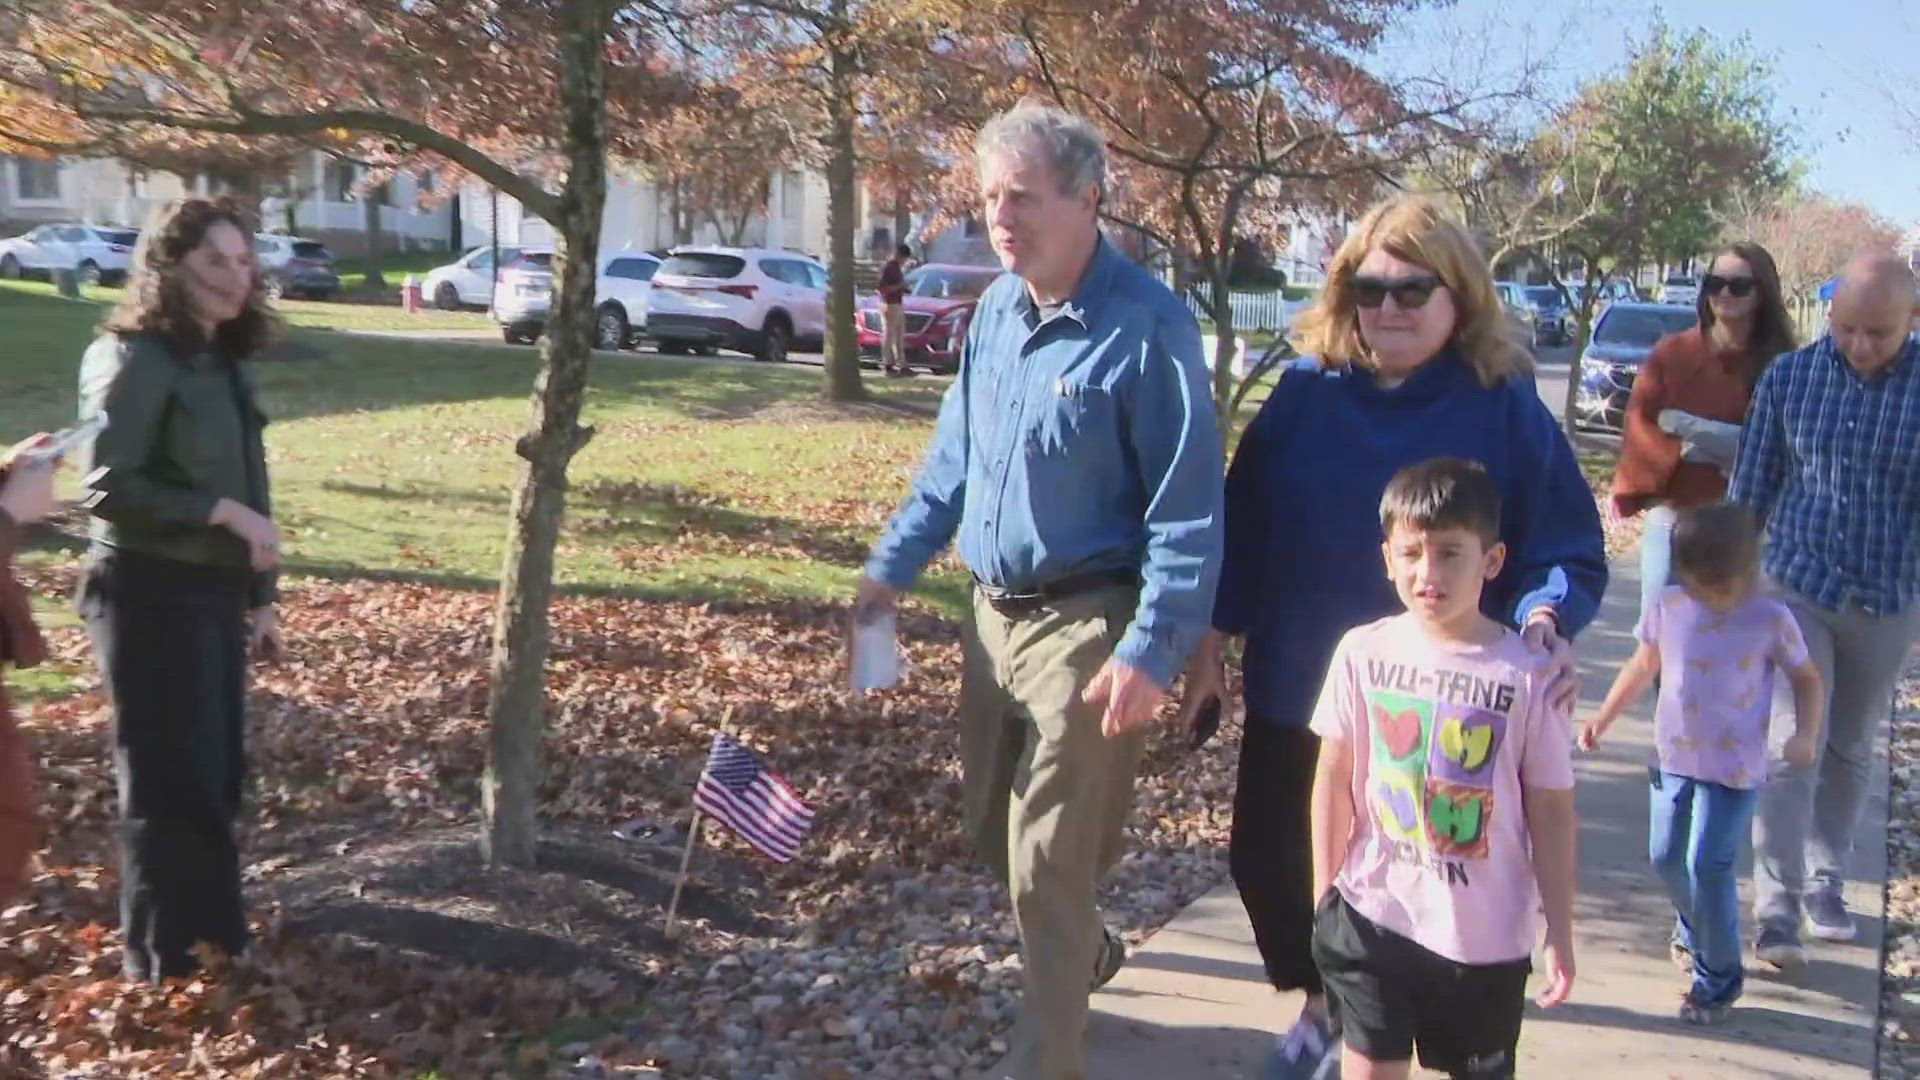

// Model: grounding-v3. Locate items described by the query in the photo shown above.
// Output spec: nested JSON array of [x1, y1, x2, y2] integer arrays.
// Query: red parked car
[[855, 263, 1002, 373]]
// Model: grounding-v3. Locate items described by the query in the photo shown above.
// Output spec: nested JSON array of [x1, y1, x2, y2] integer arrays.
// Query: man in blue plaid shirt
[[1728, 253, 1920, 968]]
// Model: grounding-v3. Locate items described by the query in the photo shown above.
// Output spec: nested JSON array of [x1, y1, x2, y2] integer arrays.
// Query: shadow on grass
[[0, 281, 945, 430], [311, 474, 875, 568]]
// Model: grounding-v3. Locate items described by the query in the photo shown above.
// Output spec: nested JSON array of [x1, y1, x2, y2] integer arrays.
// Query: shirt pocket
[[1026, 375, 1113, 456]]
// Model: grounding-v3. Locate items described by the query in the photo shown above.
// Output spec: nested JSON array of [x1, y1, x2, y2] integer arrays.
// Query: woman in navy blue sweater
[[1181, 196, 1607, 1078]]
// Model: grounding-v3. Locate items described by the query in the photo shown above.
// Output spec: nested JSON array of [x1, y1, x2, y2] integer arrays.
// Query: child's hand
[[1782, 732, 1818, 769], [1577, 720, 1605, 753], [1537, 934, 1576, 1008]]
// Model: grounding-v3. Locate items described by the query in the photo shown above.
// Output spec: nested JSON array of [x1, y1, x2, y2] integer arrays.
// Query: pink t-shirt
[[1311, 614, 1574, 966], [1636, 586, 1809, 790]]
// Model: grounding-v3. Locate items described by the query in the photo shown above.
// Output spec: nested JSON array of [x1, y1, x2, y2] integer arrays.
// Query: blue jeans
[[1638, 504, 1676, 620], [1650, 769, 1758, 1006]]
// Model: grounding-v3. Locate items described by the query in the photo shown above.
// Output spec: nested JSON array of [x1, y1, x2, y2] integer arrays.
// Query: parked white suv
[[1660, 274, 1699, 305], [647, 246, 827, 363], [0, 223, 140, 285], [423, 245, 523, 309], [492, 248, 662, 349]]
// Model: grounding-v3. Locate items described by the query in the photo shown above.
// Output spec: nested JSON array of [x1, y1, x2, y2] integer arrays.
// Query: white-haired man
[[856, 102, 1224, 1078]]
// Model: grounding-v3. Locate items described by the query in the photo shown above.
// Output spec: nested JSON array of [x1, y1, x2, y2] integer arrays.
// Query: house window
[[325, 158, 357, 203], [15, 157, 60, 201]]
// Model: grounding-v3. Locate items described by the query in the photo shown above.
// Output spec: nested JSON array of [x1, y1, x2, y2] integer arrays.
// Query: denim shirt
[[865, 238, 1224, 687]]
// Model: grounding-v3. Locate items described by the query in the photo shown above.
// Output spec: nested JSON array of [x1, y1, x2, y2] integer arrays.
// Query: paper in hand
[[23, 412, 106, 465], [849, 610, 900, 692]]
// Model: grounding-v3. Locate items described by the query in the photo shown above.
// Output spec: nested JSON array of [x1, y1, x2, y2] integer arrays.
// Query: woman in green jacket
[[76, 198, 284, 982]]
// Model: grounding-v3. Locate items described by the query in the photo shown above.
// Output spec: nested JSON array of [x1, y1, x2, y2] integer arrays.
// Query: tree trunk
[[362, 193, 387, 291], [480, 0, 609, 869], [220, 170, 266, 228], [893, 185, 912, 254], [1205, 258, 1237, 437], [1558, 261, 1600, 443], [821, 32, 865, 402]]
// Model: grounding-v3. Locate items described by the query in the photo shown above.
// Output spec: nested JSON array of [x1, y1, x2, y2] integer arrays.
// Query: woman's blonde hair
[[1290, 195, 1532, 387]]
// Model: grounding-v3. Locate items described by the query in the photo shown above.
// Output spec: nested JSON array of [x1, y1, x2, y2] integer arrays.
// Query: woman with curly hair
[[74, 197, 284, 981]]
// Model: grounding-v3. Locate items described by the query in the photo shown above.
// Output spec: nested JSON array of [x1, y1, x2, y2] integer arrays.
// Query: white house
[[455, 168, 908, 261], [1, 151, 455, 254]]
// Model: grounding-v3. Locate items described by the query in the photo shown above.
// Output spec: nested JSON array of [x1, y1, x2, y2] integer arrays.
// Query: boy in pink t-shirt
[[1583, 503, 1823, 1023], [1309, 458, 1577, 1080]]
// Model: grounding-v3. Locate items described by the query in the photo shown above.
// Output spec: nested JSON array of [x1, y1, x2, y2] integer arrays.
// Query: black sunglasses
[[1702, 274, 1757, 298], [1349, 274, 1442, 309]]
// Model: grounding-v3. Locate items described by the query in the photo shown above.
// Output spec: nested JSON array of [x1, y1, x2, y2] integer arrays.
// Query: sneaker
[[1090, 926, 1126, 990], [1754, 921, 1806, 971], [1804, 882, 1857, 942], [1264, 1008, 1337, 1080], [1678, 991, 1732, 1025]]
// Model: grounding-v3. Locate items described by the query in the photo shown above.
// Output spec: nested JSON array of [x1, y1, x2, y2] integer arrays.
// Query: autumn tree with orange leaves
[[932, 0, 1525, 426], [0, 0, 692, 868]]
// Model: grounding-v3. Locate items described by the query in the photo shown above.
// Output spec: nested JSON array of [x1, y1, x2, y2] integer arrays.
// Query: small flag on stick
[[666, 734, 816, 938], [692, 733, 815, 863]]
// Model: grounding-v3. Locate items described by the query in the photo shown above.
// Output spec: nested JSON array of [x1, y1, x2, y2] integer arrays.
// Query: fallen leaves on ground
[[2, 560, 1241, 1078]]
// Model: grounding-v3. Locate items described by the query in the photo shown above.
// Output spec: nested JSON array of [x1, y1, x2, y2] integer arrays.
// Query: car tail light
[[717, 283, 756, 299]]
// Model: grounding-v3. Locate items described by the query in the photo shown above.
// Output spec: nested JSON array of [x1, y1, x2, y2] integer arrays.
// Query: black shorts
[[1311, 890, 1531, 1078]]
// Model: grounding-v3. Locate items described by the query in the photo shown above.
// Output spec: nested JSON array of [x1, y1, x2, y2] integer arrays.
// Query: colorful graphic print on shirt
[[1364, 660, 1518, 867]]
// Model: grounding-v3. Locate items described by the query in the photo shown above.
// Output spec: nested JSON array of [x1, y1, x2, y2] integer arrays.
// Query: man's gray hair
[[975, 101, 1107, 203]]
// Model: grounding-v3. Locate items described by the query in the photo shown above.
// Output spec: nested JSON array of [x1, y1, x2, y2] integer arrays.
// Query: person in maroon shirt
[[1611, 241, 1797, 619], [877, 243, 912, 376]]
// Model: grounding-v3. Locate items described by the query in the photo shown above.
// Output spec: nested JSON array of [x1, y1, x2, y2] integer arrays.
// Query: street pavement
[[986, 552, 1887, 1079]]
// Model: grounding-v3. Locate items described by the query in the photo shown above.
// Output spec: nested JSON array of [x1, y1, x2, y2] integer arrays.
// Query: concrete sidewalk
[[1058, 556, 1888, 1078]]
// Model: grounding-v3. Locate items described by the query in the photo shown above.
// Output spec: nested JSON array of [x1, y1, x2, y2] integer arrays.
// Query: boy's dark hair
[[1670, 503, 1760, 587], [894, 243, 913, 260], [1379, 457, 1502, 545]]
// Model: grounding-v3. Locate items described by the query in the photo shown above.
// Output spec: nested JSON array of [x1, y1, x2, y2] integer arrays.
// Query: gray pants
[[1752, 587, 1920, 926]]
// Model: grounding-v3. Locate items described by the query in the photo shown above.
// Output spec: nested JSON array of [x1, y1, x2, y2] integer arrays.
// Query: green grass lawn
[[0, 280, 969, 619], [1, 278, 494, 334], [331, 249, 459, 293]]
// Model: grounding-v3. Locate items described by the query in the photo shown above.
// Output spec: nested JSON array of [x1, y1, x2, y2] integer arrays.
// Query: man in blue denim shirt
[[858, 101, 1223, 1079]]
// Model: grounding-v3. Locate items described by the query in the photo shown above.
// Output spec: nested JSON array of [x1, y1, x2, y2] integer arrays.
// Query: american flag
[[692, 734, 815, 863]]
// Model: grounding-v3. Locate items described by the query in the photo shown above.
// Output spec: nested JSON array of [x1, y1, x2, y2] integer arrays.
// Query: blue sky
[[1381, 0, 1919, 230]]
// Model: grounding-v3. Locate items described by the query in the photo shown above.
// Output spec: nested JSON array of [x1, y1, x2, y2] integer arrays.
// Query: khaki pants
[[881, 301, 906, 371], [962, 583, 1146, 1080]]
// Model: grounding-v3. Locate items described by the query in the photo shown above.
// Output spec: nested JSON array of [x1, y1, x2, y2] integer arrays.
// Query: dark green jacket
[[77, 331, 276, 606]]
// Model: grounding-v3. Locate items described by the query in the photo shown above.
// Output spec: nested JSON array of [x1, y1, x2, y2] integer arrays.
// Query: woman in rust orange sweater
[[1611, 241, 1797, 618]]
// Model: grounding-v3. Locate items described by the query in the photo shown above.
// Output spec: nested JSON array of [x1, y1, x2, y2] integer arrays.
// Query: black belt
[[974, 568, 1140, 616]]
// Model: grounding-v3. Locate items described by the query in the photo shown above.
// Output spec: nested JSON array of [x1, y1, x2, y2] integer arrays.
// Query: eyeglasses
[[1349, 274, 1442, 309], [1702, 275, 1757, 298]]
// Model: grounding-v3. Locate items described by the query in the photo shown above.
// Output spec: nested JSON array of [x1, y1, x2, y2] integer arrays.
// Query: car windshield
[[908, 268, 998, 299], [1666, 276, 1694, 285], [94, 229, 139, 246], [661, 252, 746, 279], [1594, 307, 1698, 348], [291, 241, 332, 261], [1525, 286, 1564, 308]]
